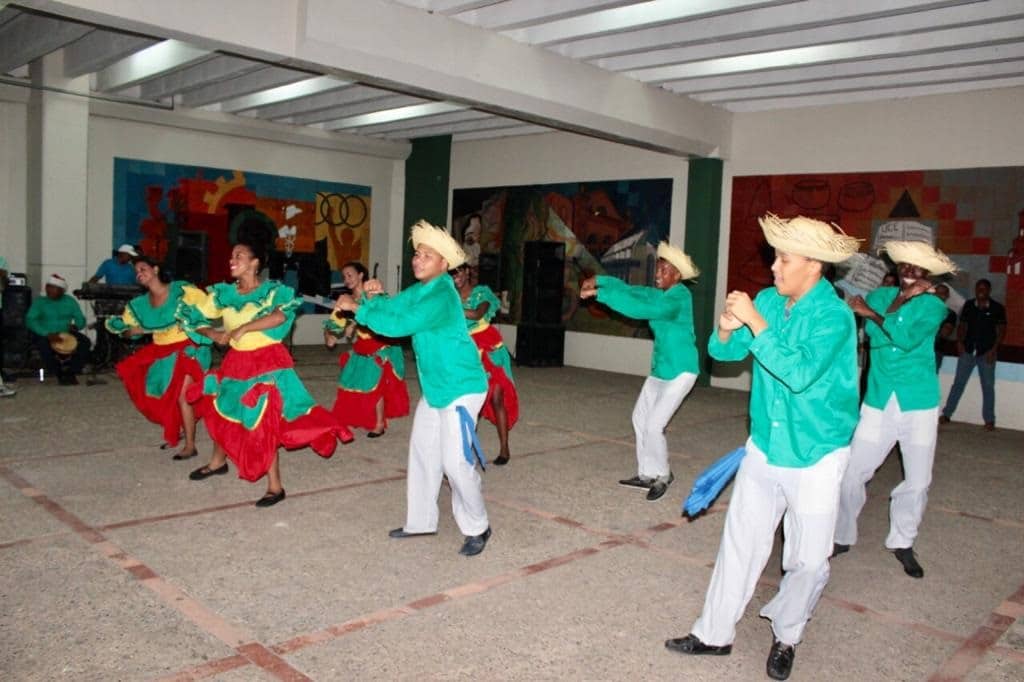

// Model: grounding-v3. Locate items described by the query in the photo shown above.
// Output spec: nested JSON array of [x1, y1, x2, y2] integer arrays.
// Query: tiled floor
[[1, 348, 1021, 680]]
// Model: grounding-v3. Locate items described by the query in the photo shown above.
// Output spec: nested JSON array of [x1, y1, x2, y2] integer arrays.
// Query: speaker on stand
[[516, 241, 566, 367], [2, 284, 33, 373]]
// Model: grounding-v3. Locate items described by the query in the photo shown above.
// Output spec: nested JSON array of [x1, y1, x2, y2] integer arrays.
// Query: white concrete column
[[26, 50, 90, 289]]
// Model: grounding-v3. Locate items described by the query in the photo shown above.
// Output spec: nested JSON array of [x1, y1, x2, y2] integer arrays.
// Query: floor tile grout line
[[97, 474, 408, 532], [926, 580, 1024, 682], [151, 654, 251, 682], [0, 465, 314, 682], [267, 537, 630, 658]]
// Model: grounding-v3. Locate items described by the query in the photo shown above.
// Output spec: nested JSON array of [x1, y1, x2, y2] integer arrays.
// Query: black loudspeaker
[[516, 324, 564, 367], [174, 232, 207, 284], [2, 285, 33, 369], [521, 241, 565, 324], [478, 252, 501, 292]]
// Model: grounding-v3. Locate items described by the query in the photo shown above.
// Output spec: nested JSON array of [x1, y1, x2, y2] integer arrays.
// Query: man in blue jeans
[[940, 278, 1006, 430]]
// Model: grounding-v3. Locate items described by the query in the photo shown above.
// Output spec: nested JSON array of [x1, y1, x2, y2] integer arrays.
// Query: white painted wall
[[714, 86, 1024, 430], [449, 130, 688, 376], [0, 88, 29, 272]]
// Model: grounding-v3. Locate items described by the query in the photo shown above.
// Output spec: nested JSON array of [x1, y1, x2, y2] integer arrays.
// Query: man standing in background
[[940, 278, 1006, 430]]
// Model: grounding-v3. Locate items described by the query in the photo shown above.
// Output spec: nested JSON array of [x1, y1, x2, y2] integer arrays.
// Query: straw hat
[[50, 332, 78, 355], [410, 220, 466, 269], [758, 213, 861, 263], [656, 242, 700, 280], [880, 240, 958, 276]]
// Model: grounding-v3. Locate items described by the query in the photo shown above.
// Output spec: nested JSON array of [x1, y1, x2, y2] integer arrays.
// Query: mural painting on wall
[[451, 179, 673, 337], [112, 157, 371, 299], [730, 167, 1024, 362]]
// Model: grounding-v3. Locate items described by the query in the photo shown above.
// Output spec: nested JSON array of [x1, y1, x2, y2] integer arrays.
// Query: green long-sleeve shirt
[[863, 286, 948, 411], [25, 294, 86, 336], [355, 275, 486, 408], [595, 275, 698, 380], [709, 279, 859, 468]]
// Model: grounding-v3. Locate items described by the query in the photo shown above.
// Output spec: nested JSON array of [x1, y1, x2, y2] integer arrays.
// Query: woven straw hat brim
[[409, 220, 466, 269], [758, 213, 861, 263], [880, 240, 958, 275], [656, 242, 700, 280]]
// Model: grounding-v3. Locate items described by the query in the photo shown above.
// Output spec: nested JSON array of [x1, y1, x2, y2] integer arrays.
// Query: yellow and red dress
[[179, 280, 352, 482], [105, 281, 211, 447], [324, 308, 409, 431], [463, 285, 519, 428]]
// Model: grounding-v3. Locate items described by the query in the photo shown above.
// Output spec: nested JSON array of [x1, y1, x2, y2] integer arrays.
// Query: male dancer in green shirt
[[579, 242, 700, 501], [665, 214, 860, 681], [834, 241, 957, 578], [335, 221, 492, 556]]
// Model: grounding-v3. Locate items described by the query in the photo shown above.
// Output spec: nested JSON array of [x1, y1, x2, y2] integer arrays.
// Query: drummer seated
[[25, 274, 92, 385]]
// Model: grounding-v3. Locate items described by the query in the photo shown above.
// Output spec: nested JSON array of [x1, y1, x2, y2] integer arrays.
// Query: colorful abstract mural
[[112, 158, 371, 296], [452, 179, 673, 337], [729, 167, 1024, 362]]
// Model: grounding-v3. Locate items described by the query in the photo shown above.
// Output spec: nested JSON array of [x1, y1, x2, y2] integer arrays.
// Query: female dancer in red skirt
[[181, 227, 352, 507], [451, 264, 518, 465], [106, 256, 211, 459], [324, 261, 409, 437]]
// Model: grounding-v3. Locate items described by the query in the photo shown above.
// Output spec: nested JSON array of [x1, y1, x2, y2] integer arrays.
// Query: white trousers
[[835, 397, 938, 549], [631, 372, 697, 480], [691, 439, 849, 647], [403, 392, 489, 537]]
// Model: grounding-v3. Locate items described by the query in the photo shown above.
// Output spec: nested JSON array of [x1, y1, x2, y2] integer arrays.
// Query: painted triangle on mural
[[888, 190, 921, 218]]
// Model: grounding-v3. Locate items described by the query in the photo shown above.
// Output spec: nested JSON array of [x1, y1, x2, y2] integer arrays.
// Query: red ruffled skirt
[[187, 344, 352, 482], [471, 325, 519, 429], [115, 339, 205, 448], [331, 336, 410, 430]]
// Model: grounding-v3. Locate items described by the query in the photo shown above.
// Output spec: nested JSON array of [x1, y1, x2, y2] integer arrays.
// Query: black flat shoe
[[255, 489, 285, 507], [189, 463, 229, 480], [172, 449, 198, 461], [766, 640, 795, 680], [366, 429, 385, 439], [830, 543, 850, 558], [894, 547, 924, 578], [619, 475, 654, 489], [388, 527, 437, 539], [459, 527, 491, 556], [664, 634, 732, 656], [646, 473, 674, 501], [493, 453, 510, 466]]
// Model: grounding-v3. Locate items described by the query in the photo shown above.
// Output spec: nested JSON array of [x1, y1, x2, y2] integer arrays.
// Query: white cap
[[46, 273, 68, 290], [117, 243, 138, 256]]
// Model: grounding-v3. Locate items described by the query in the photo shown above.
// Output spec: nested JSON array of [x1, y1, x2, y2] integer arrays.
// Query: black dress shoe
[[894, 547, 924, 578], [664, 634, 732, 656], [767, 640, 795, 680], [255, 489, 285, 507], [619, 475, 654, 489], [830, 543, 850, 558], [459, 527, 491, 556], [189, 463, 229, 480], [388, 527, 437, 539], [646, 473, 674, 501]]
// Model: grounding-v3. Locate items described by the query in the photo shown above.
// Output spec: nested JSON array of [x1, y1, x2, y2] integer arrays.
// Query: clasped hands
[[719, 290, 757, 331]]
